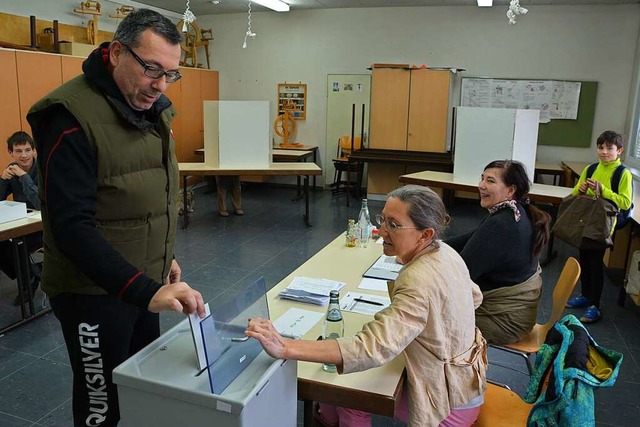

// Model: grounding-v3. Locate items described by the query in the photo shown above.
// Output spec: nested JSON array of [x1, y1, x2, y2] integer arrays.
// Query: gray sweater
[[446, 204, 538, 292]]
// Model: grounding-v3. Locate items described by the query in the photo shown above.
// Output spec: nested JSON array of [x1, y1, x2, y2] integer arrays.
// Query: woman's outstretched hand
[[245, 317, 288, 359]]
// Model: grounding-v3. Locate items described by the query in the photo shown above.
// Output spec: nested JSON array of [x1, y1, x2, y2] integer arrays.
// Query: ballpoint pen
[[353, 298, 383, 306]]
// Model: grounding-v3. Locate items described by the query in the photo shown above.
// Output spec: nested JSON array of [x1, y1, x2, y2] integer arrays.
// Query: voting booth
[[202, 100, 272, 168], [113, 278, 297, 427], [453, 107, 539, 183]]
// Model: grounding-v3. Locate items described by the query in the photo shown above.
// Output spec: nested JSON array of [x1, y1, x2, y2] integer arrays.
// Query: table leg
[[11, 238, 29, 319], [346, 159, 351, 208], [304, 175, 311, 228], [618, 222, 635, 307], [182, 176, 189, 229], [312, 148, 317, 191], [303, 400, 314, 427]]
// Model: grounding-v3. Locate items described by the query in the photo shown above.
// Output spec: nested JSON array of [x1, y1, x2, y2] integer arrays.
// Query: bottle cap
[[371, 227, 379, 237]]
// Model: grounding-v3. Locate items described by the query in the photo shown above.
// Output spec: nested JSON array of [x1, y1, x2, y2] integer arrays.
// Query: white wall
[[199, 5, 640, 173]]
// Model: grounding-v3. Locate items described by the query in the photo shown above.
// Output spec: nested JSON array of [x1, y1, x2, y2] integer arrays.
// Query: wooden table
[[561, 161, 590, 187], [267, 235, 405, 426], [345, 149, 453, 206], [0, 212, 48, 334], [399, 171, 572, 265], [179, 162, 321, 228], [400, 171, 572, 204], [277, 144, 320, 189], [535, 162, 565, 186]]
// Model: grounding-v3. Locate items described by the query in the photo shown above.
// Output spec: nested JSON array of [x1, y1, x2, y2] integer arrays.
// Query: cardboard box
[[0, 200, 27, 224], [58, 41, 96, 58]]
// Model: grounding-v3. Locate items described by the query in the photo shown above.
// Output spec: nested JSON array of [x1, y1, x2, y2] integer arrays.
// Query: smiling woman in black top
[[446, 160, 551, 345]]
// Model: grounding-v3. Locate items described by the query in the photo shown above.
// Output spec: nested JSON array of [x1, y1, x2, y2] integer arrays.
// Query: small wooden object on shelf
[[274, 100, 298, 146]]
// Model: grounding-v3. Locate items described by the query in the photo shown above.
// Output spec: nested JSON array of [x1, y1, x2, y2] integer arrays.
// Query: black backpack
[[586, 163, 634, 230]]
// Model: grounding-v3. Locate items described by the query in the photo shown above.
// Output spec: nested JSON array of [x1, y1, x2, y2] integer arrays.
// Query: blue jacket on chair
[[524, 314, 623, 426]]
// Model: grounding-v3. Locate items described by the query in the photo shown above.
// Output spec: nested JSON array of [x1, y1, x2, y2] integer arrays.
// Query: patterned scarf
[[488, 199, 522, 222]]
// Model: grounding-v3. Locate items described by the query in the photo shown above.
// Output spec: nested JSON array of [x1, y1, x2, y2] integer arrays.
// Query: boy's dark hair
[[483, 159, 551, 260], [7, 131, 34, 152], [113, 8, 182, 48], [596, 130, 624, 149]]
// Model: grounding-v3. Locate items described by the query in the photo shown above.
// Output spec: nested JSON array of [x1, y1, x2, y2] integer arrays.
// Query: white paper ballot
[[188, 303, 212, 370], [340, 292, 391, 315], [272, 308, 324, 339], [358, 277, 389, 292]]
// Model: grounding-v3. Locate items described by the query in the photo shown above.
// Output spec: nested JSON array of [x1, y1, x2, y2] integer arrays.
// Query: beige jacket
[[337, 243, 487, 426]]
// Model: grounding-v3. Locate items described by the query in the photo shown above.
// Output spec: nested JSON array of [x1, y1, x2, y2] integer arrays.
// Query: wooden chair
[[331, 136, 363, 195], [490, 256, 581, 375], [475, 382, 533, 427]]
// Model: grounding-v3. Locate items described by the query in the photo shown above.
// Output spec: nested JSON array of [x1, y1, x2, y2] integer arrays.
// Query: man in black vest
[[27, 10, 205, 426]]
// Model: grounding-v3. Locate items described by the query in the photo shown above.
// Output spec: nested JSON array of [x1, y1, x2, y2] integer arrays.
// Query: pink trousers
[[317, 389, 480, 427]]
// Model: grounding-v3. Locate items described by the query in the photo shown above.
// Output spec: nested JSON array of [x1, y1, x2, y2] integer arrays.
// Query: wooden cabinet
[[370, 68, 451, 153], [173, 68, 219, 163], [0, 48, 218, 168], [0, 49, 21, 168], [367, 68, 453, 196]]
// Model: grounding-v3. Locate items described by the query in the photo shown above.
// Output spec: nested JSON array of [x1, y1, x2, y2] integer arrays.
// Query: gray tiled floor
[[0, 185, 639, 426]]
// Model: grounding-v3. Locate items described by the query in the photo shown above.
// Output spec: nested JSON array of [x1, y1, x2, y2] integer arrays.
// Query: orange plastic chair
[[331, 136, 363, 194], [490, 257, 581, 375]]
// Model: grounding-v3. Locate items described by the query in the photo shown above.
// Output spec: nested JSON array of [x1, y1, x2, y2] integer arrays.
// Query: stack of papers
[[278, 276, 345, 306]]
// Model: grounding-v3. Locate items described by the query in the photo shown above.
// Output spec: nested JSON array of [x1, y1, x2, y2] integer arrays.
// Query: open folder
[[363, 254, 402, 281]]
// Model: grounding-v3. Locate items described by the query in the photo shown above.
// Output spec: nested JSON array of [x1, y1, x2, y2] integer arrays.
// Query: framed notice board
[[461, 78, 598, 148], [277, 83, 306, 120]]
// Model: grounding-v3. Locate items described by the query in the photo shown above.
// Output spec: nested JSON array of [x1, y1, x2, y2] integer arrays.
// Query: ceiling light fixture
[[477, 0, 493, 6], [252, 0, 290, 12]]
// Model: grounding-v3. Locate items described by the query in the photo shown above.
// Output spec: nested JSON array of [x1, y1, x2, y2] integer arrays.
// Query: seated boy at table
[[0, 131, 42, 305]]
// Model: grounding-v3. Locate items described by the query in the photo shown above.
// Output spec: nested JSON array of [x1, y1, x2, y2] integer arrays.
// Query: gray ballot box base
[[113, 319, 297, 427]]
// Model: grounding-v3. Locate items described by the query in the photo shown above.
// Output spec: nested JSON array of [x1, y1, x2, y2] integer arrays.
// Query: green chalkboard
[[460, 78, 598, 148], [538, 81, 597, 148]]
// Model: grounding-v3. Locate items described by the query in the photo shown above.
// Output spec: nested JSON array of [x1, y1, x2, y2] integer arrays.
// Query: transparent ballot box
[[113, 278, 297, 427]]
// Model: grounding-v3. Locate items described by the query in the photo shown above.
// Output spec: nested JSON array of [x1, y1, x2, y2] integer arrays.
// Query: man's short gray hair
[[113, 8, 181, 47]]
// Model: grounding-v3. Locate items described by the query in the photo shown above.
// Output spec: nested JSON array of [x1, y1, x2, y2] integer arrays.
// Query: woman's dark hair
[[484, 160, 551, 259]]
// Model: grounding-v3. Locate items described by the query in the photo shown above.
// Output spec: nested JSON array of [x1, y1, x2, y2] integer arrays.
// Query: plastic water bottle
[[322, 290, 344, 373], [358, 199, 372, 248]]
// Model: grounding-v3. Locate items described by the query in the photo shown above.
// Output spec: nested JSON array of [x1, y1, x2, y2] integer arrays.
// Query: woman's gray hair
[[113, 8, 182, 47], [387, 185, 450, 241]]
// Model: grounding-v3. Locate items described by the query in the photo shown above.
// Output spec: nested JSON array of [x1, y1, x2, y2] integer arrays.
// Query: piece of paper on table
[[188, 303, 212, 370], [272, 307, 324, 339], [278, 276, 345, 306], [358, 277, 389, 292], [340, 291, 391, 315], [372, 255, 402, 272], [375, 237, 384, 245]]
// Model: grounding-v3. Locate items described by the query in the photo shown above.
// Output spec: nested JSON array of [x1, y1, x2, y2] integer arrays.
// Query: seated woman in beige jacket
[[246, 185, 487, 427]]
